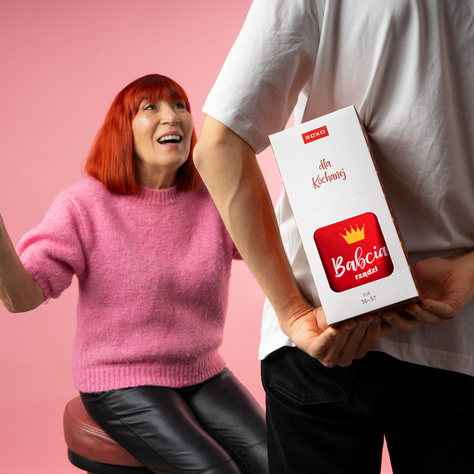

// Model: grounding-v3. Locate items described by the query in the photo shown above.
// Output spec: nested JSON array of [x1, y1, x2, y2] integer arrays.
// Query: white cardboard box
[[269, 106, 419, 325]]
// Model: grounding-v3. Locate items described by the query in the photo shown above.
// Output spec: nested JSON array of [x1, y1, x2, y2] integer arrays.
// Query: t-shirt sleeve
[[203, 0, 321, 153], [16, 191, 87, 301]]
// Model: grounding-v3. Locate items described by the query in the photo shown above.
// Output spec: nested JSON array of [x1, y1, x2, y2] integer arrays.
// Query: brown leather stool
[[63, 396, 153, 474]]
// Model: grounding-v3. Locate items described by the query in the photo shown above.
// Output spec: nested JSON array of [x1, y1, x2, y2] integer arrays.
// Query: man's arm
[[0, 214, 44, 313], [194, 116, 381, 367]]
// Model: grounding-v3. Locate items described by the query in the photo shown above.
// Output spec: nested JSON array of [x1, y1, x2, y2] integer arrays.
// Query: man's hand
[[408, 252, 474, 319], [381, 251, 474, 334], [280, 303, 382, 367]]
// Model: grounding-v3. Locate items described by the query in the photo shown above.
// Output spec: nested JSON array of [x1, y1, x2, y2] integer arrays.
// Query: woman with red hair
[[0, 74, 268, 473]]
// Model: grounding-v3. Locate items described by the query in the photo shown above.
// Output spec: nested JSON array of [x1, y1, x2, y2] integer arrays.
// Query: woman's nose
[[160, 105, 179, 124]]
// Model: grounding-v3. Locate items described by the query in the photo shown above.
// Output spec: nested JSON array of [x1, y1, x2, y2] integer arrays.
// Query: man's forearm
[[194, 116, 307, 321]]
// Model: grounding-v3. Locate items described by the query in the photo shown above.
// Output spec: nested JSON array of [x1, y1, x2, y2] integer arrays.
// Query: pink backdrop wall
[[0, 1, 391, 472]]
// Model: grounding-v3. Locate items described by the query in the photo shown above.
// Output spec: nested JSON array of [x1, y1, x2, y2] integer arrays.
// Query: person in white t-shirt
[[194, 0, 474, 472]]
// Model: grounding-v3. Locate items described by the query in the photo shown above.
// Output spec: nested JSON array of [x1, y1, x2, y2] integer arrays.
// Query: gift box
[[269, 106, 420, 325]]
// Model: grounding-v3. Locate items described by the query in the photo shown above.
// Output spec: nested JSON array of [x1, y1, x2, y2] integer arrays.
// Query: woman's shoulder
[[184, 181, 221, 214], [61, 177, 108, 199], [192, 180, 213, 202], [47, 178, 112, 219]]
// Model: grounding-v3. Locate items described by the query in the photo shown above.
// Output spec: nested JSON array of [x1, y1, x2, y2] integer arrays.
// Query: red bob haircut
[[84, 74, 200, 195]]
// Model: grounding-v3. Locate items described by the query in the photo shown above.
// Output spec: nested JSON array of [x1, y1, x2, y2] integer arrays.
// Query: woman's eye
[[173, 102, 186, 110], [144, 104, 157, 111]]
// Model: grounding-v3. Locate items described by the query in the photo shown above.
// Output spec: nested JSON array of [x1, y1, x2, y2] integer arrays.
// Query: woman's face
[[132, 97, 193, 189]]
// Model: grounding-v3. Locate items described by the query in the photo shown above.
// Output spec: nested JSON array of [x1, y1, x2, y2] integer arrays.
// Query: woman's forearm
[[0, 215, 44, 312]]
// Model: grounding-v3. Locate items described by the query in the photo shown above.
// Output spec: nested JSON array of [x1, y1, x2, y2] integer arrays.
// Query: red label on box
[[302, 125, 329, 144], [314, 212, 394, 292]]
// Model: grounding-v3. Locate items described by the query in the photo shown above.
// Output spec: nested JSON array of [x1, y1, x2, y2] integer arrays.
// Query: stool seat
[[64, 396, 153, 473]]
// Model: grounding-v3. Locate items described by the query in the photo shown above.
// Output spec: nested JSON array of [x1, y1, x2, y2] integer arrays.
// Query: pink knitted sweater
[[17, 178, 239, 392]]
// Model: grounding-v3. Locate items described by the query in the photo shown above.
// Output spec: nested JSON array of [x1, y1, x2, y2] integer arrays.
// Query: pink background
[[0, 1, 391, 472]]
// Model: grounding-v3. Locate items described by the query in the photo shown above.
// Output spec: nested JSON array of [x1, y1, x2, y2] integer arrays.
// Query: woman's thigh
[[81, 386, 242, 474], [184, 370, 269, 474]]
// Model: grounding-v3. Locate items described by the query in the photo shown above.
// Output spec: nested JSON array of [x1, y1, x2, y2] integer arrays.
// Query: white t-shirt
[[203, 0, 474, 376]]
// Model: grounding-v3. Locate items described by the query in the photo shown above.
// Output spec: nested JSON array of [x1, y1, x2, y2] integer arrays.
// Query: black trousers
[[262, 348, 474, 474], [81, 369, 269, 474]]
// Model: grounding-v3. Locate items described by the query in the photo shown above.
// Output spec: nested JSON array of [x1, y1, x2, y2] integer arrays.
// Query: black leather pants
[[81, 369, 269, 474]]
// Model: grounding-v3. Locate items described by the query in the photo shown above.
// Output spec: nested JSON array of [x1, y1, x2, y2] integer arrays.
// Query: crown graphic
[[340, 224, 365, 244]]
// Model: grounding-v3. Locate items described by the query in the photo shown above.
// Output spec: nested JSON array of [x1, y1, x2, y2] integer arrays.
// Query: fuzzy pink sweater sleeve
[[18, 179, 237, 391]]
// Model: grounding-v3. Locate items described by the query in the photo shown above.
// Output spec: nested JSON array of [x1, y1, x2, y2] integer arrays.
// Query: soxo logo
[[302, 126, 329, 144]]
